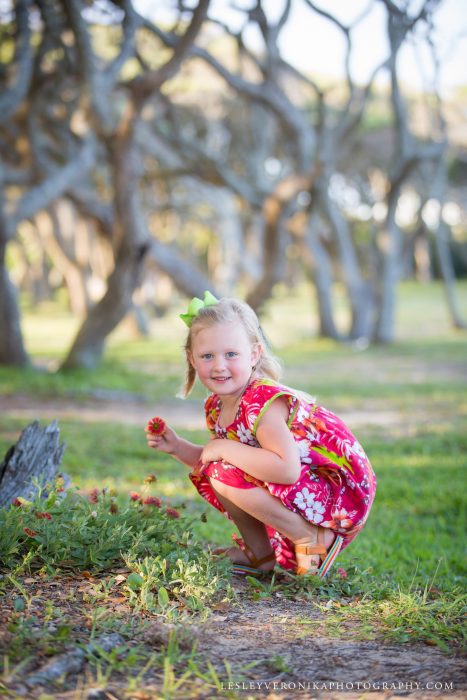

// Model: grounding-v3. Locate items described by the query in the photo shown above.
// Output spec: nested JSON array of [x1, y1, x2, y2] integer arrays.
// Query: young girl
[[146, 292, 376, 577]]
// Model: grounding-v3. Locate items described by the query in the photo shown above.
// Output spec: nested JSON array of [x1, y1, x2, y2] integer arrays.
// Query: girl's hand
[[200, 439, 226, 464], [145, 423, 179, 455]]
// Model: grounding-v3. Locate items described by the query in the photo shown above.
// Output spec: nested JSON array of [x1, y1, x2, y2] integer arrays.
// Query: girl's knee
[[209, 476, 231, 498]]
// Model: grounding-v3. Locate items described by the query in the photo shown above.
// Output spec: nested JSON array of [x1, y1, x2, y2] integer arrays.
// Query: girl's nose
[[212, 355, 225, 371]]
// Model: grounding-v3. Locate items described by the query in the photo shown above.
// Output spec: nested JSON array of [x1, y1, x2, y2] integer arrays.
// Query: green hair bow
[[180, 291, 219, 327]]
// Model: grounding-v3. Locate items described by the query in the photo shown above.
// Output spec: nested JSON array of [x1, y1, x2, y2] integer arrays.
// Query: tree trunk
[[60, 236, 149, 369], [0, 421, 66, 508], [435, 220, 467, 329], [246, 200, 290, 311], [303, 213, 341, 339], [37, 208, 90, 316], [61, 112, 152, 370], [373, 215, 401, 343], [0, 238, 29, 366], [317, 180, 373, 340]]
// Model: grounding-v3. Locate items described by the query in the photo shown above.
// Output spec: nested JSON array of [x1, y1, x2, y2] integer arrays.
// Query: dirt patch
[[0, 393, 428, 436], [0, 574, 465, 699], [201, 579, 466, 698], [0, 394, 205, 430]]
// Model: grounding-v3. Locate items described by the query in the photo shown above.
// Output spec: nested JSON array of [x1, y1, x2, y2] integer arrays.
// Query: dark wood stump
[[0, 420, 67, 508]]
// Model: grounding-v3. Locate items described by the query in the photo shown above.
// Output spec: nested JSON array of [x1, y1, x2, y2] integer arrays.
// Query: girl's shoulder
[[241, 378, 315, 433], [247, 378, 314, 404]]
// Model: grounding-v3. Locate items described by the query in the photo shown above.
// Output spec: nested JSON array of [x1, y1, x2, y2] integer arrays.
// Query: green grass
[[0, 281, 466, 693]]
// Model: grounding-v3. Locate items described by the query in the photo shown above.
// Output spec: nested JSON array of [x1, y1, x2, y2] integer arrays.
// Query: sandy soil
[[0, 573, 465, 699]]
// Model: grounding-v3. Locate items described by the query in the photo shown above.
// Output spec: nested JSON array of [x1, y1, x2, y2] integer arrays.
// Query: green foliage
[[0, 482, 229, 604]]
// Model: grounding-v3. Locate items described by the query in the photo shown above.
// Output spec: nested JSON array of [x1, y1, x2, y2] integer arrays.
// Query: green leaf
[[13, 597, 25, 612], [157, 586, 170, 608], [126, 572, 144, 590]]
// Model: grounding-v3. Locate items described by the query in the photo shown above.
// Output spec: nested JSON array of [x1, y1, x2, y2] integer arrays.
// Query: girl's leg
[[211, 478, 335, 571], [211, 486, 275, 570]]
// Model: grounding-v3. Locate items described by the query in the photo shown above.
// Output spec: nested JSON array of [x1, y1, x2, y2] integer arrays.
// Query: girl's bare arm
[[145, 425, 203, 469], [200, 399, 301, 484]]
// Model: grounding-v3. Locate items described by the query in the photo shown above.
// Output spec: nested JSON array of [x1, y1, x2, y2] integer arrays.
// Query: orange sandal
[[295, 535, 344, 578], [231, 544, 276, 577]]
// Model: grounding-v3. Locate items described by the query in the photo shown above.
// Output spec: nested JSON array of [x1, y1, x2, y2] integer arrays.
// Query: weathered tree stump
[[0, 420, 67, 508]]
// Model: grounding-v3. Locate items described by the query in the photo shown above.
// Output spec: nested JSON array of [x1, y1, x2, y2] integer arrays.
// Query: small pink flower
[[337, 567, 348, 578], [24, 527, 37, 537], [146, 417, 166, 436], [89, 488, 100, 503], [166, 507, 180, 519], [129, 491, 141, 501], [142, 496, 161, 507]]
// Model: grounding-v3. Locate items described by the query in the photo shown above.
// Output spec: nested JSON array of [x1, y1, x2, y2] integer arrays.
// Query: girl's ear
[[251, 342, 262, 367]]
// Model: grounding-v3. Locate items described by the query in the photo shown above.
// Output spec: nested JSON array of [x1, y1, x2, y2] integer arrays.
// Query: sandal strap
[[243, 544, 276, 568], [295, 543, 327, 556]]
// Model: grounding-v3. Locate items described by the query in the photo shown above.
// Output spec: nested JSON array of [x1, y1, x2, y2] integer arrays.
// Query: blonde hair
[[181, 297, 282, 397]]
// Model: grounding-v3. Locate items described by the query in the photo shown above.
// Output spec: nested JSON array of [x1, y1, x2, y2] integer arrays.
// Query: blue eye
[[226, 351, 238, 358], [201, 353, 213, 360]]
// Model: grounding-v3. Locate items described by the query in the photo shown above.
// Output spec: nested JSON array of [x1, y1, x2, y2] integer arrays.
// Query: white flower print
[[296, 405, 309, 423], [352, 441, 366, 459], [294, 486, 313, 510], [237, 423, 255, 445], [295, 439, 312, 464], [294, 487, 326, 523], [359, 475, 370, 490], [305, 428, 319, 443], [305, 500, 325, 523]]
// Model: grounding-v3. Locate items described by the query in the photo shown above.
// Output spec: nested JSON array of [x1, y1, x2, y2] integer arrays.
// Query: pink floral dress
[[190, 378, 376, 570]]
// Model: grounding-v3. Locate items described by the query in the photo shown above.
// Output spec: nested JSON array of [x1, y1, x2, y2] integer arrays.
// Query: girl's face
[[188, 320, 261, 399]]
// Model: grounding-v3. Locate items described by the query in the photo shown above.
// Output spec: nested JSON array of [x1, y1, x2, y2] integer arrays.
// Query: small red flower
[[146, 417, 166, 436], [89, 488, 100, 503], [142, 496, 161, 507], [24, 528, 37, 537], [337, 567, 348, 579], [166, 507, 180, 519], [12, 498, 22, 507], [144, 473, 157, 484], [35, 512, 52, 520], [129, 491, 141, 501]]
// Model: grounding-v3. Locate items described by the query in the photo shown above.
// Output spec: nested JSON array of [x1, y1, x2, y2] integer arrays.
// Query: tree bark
[[302, 212, 341, 339], [0, 259, 29, 366], [0, 421, 66, 508]]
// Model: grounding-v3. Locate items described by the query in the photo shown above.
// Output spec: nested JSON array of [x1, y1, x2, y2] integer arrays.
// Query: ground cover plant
[[0, 282, 466, 698]]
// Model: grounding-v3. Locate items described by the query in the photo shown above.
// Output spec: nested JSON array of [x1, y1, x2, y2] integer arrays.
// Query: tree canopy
[[0, 0, 465, 369]]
